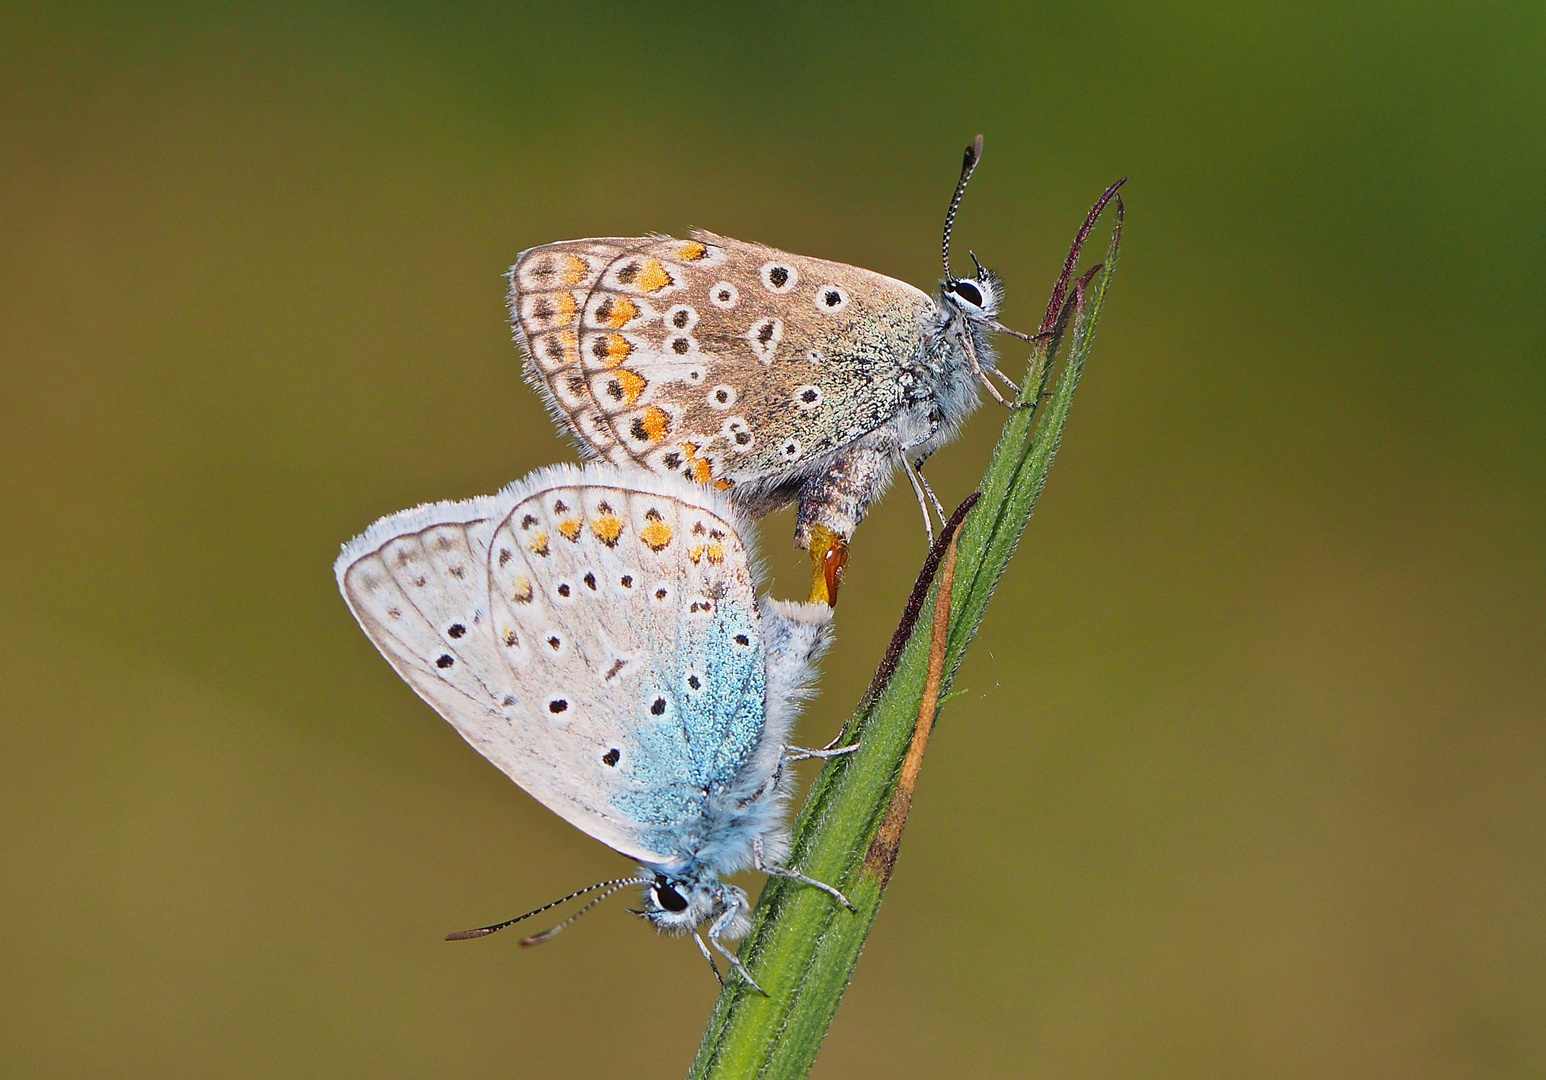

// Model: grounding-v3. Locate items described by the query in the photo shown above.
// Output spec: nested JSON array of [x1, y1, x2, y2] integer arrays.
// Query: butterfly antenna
[[445, 876, 649, 942], [942, 134, 985, 282], [518, 878, 650, 947]]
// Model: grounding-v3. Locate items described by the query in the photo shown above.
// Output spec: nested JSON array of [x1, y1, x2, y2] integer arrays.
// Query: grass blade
[[688, 184, 1125, 1080]]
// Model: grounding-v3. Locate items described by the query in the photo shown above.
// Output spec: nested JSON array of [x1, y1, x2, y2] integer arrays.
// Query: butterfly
[[508, 135, 1034, 606], [334, 462, 852, 990]]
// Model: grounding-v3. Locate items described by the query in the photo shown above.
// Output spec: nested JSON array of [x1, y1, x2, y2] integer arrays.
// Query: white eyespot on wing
[[706, 384, 737, 410], [814, 284, 850, 312], [792, 385, 823, 411], [664, 304, 699, 332], [663, 333, 698, 358], [779, 438, 802, 461], [806, 348, 824, 365], [746, 317, 783, 364], [760, 261, 799, 294], [722, 416, 756, 452], [709, 281, 739, 309]]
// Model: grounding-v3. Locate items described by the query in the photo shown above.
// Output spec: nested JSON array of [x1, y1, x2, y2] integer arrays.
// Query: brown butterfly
[[509, 136, 1033, 604]]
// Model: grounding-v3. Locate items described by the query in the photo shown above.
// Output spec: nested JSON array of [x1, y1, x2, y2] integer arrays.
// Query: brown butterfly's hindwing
[[510, 232, 934, 495]]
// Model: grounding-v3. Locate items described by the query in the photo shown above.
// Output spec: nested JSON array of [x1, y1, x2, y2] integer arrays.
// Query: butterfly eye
[[949, 280, 984, 307], [654, 883, 689, 913]]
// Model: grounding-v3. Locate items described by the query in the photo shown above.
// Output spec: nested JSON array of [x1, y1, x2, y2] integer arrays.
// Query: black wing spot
[[616, 262, 640, 284], [584, 572, 597, 590], [548, 635, 561, 650], [447, 624, 466, 638], [436, 654, 454, 669], [671, 337, 690, 355], [620, 574, 633, 588], [501, 694, 517, 706], [521, 514, 538, 529], [651, 697, 667, 715], [548, 699, 568, 713], [734, 634, 750, 646], [769, 266, 789, 287], [602, 748, 621, 767], [687, 674, 701, 690], [557, 583, 571, 597]]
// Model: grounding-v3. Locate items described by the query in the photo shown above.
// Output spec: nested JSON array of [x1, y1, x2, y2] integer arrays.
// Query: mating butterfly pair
[[336, 138, 1032, 988]]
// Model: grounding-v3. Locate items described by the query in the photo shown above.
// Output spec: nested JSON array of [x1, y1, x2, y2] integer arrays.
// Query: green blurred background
[[3, 2, 1543, 1077]]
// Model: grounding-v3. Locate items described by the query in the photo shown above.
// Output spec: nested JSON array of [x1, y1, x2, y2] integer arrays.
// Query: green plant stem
[[688, 184, 1125, 1080]]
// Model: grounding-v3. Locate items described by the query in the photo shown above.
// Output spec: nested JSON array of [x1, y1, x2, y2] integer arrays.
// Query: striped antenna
[[445, 876, 649, 941], [942, 134, 985, 282]]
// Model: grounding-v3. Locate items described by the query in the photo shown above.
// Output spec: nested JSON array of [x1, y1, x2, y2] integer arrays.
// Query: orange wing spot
[[688, 544, 705, 564], [557, 518, 582, 542], [558, 253, 588, 286], [613, 368, 647, 405], [639, 406, 670, 443], [705, 542, 726, 564], [640, 520, 673, 551], [712, 478, 734, 491], [510, 575, 534, 603], [538, 328, 579, 369], [554, 292, 577, 322], [602, 334, 632, 366], [683, 442, 699, 457], [591, 514, 624, 547], [692, 458, 713, 484], [678, 241, 708, 261], [602, 296, 638, 328], [635, 260, 674, 294], [528, 532, 550, 556]]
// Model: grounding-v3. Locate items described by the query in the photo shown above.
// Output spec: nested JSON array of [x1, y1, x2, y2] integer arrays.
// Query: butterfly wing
[[509, 233, 935, 494], [335, 463, 770, 870]]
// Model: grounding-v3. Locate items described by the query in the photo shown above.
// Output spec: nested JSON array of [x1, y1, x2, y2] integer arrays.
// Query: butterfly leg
[[782, 742, 860, 763], [899, 454, 940, 546], [961, 328, 1031, 410], [912, 458, 948, 519], [691, 931, 725, 987], [754, 836, 856, 912], [707, 908, 767, 996]]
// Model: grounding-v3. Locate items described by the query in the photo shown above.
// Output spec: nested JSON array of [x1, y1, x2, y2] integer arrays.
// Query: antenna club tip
[[965, 134, 984, 168]]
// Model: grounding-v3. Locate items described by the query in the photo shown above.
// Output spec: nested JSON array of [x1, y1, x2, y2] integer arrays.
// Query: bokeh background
[[3, 3, 1543, 1077]]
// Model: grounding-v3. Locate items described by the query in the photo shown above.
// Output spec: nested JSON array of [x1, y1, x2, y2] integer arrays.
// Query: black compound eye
[[654, 884, 689, 912], [952, 280, 983, 307]]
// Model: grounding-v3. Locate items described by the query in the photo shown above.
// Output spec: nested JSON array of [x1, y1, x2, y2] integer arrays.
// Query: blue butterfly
[[335, 462, 852, 990]]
